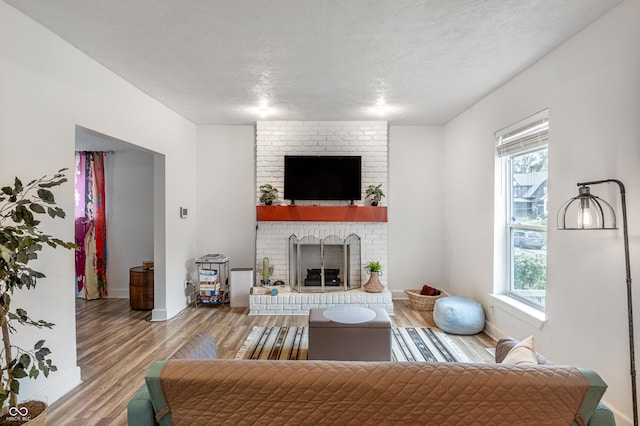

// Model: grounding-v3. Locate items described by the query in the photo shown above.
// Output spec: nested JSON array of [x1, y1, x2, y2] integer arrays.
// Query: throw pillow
[[501, 335, 538, 365]]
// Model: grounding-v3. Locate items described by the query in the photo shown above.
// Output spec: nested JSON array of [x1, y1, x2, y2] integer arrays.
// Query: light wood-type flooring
[[45, 298, 496, 425]]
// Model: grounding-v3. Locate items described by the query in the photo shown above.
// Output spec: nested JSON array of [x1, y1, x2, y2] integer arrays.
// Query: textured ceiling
[[5, 0, 622, 125]]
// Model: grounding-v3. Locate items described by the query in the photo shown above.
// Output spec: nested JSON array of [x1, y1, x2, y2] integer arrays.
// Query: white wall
[[1, 1, 197, 404], [443, 1, 640, 423], [255, 121, 388, 206], [388, 126, 445, 296], [196, 126, 256, 273], [107, 149, 155, 297], [195, 124, 447, 298]]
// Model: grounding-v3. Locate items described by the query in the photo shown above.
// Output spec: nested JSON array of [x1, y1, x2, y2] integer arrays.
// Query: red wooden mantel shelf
[[256, 205, 388, 222]]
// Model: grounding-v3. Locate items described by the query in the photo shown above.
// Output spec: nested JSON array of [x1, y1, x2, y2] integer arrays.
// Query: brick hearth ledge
[[249, 288, 393, 316]]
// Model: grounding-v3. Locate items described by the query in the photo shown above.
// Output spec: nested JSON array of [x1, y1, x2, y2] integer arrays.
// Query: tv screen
[[284, 155, 362, 201]]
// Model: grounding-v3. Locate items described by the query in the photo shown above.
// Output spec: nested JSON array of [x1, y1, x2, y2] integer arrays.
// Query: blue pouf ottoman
[[433, 296, 485, 335]]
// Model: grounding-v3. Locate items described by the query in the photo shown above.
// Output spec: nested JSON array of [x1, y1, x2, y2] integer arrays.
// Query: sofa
[[127, 333, 614, 426]]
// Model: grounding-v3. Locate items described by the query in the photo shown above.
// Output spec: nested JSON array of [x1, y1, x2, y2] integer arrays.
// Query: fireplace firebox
[[305, 268, 340, 286], [289, 234, 361, 293]]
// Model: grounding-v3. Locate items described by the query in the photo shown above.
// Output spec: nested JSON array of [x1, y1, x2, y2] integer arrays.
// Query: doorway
[[74, 126, 163, 307]]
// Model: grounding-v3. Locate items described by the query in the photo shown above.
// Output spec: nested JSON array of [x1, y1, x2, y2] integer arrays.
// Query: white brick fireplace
[[253, 121, 391, 315]]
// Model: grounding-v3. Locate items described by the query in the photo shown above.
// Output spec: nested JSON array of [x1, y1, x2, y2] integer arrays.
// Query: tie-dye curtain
[[75, 152, 108, 299]]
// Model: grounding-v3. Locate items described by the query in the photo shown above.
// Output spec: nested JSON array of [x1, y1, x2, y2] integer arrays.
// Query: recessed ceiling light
[[245, 100, 277, 119], [361, 100, 404, 118], [258, 101, 270, 118], [364, 97, 394, 117]]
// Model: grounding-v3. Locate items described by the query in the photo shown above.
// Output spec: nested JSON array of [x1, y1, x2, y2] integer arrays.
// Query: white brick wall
[[256, 121, 388, 206], [255, 120, 389, 290], [249, 288, 394, 315], [256, 222, 388, 287]]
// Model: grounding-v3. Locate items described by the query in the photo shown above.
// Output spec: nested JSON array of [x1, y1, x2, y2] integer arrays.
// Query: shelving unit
[[194, 254, 229, 307]]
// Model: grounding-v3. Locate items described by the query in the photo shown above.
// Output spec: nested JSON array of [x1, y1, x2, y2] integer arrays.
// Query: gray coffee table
[[308, 305, 392, 361]]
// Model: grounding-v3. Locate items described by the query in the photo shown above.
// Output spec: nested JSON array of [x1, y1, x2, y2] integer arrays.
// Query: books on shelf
[[198, 291, 224, 303], [199, 282, 221, 297], [199, 269, 218, 283]]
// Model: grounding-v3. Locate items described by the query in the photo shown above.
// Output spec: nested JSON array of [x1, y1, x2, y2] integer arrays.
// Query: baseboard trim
[[390, 289, 408, 299], [22, 365, 82, 405], [150, 308, 168, 322], [105, 288, 129, 299], [482, 320, 504, 341]]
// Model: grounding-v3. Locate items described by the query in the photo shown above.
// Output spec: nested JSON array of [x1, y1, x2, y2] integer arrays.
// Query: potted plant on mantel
[[363, 260, 384, 293], [0, 169, 76, 425], [259, 184, 278, 205], [365, 184, 385, 206]]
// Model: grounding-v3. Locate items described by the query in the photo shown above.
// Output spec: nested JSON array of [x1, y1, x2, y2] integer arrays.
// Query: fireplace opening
[[305, 268, 340, 286], [289, 234, 361, 293]]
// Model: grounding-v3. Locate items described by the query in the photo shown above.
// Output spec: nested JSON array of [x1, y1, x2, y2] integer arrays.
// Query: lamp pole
[[577, 179, 636, 426]]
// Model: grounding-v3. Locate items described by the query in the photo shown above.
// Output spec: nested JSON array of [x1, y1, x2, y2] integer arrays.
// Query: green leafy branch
[[0, 168, 75, 407], [0, 339, 57, 405]]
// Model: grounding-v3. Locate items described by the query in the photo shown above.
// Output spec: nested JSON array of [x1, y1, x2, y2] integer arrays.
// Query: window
[[496, 111, 548, 310]]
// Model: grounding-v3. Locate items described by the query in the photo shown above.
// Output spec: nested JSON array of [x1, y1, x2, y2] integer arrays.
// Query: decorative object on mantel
[[365, 184, 385, 206], [557, 178, 637, 426], [405, 286, 447, 311], [259, 184, 278, 206], [363, 260, 384, 293], [257, 257, 274, 285]]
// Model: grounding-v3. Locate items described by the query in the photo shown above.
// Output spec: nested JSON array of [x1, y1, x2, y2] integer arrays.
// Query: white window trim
[[494, 109, 549, 314], [489, 293, 547, 329]]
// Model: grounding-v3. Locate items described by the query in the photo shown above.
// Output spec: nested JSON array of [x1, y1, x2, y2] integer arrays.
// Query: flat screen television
[[284, 155, 362, 202]]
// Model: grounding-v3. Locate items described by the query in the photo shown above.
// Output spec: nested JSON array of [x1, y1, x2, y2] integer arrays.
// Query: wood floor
[[45, 298, 496, 425]]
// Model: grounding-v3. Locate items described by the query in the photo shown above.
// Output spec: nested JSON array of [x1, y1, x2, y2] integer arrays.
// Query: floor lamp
[[557, 179, 636, 426]]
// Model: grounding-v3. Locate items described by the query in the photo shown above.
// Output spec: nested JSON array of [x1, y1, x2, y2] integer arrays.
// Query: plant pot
[[0, 401, 47, 426], [371, 201, 379, 206], [265, 200, 273, 206], [363, 271, 384, 293]]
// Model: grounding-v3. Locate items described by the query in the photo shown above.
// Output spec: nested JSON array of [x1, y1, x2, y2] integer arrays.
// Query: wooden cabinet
[[130, 266, 154, 310]]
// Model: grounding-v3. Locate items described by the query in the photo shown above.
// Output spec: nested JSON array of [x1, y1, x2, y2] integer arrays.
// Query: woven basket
[[404, 289, 447, 311]]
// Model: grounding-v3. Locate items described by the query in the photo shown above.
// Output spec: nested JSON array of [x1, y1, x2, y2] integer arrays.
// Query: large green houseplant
[[0, 169, 76, 419]]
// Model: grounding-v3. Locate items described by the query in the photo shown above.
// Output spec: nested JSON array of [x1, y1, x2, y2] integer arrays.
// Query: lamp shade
[[557, 185, 617, 230]]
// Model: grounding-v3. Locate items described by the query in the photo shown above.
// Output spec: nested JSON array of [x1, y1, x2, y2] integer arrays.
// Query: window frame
[[505, 148, 548, 309], [496, 110, 549, 312]]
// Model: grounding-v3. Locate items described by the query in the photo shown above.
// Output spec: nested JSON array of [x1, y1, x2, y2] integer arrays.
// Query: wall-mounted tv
[[284, 155, 362, 202]]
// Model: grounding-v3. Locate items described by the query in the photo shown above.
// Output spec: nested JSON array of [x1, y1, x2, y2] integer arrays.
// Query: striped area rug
[[234, 326, 477, 362]]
